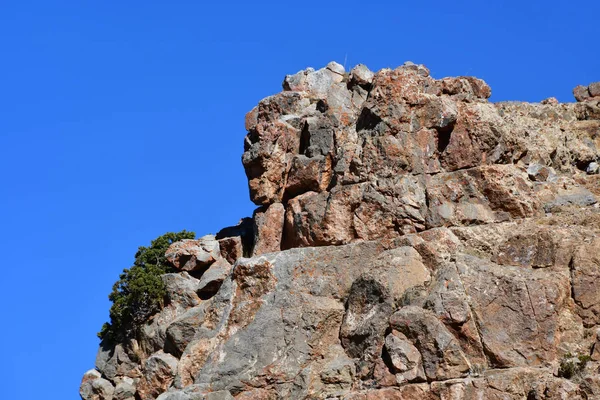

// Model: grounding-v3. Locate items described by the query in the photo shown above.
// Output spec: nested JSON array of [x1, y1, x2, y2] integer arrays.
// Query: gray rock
[[196, 258, 231, 299], [384, 333, 422, 373], [544, 186, 597, 212], [80, 372, 115, 400], [162, 272, 201, 310], [156, 391, 190, 400], [147, 352, 178, 377], [527, 163, 557, 182], [82, 369, 102, 380], [390, 306, 470, 381], [190, 241, 430, 394], [350, 64, 374, 87], [325, 61, 345, 79], [205, 391, 235, 400], [589, 82, 600, 97], [400, 61, 430, 76], [137, 352, 179, 399], [113, 381, 136, 400], [156, 389, 232, 400], [95, 342, 137, 382], [165, 236, 220, 272], [302, 116, 335, 157], [587, 161, 599, 174], [283, 67, 335, 97], [320, 356, 355, 385], [165, 305, 208, 357], [339, 277, 394, 376], [455, 254, 572, 367]]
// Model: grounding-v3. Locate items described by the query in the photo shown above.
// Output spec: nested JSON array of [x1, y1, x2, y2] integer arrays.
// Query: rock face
[[81, 64, 600, 399]]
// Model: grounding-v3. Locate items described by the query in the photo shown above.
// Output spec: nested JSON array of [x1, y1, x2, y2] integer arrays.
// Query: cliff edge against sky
[[81, 62, 600, 400]]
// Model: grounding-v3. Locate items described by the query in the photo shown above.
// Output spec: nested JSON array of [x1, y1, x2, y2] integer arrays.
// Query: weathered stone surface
[[425, 165, 540, 227], [493, 229, 556, 268], [350, 64, 374, 87], [84, 63, 600, 400], [137, 352, 179, 400], [216, 236, 242, 265], [575, 81, 600, 102], [196, 259, 230, 299], [284, 154, 332, 199], [390, 306, 471, 381], [114, 381, 136, 400], [542, 184, 597, 212], [340, 277, 394, 377], [165, 306, 208, 358], [165, 237, 220, 272], [571, 237, 600, 327], [574, 85, 591, 102], [251, 202, 285, 256], [162, 273, 202, 310], [215, 217, 254, 262], [384, 332, 426, 384], [80, 371, 115, 400], [456, 254, 572, 367], [95, 342, 140, 382], [80, 370, 116, 400], [527, 162, 557, 182], [590, 82, 600, 98]]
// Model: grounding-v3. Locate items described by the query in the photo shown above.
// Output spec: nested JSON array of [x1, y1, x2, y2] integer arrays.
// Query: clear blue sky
[[0, 1, 598, 399]]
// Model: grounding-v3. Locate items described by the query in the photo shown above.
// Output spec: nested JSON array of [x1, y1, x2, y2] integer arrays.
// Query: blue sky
[[0, 1, 598, 399]]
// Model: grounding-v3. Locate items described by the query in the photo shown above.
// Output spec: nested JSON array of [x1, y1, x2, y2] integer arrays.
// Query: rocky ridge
[[81, 62, 600, 400]]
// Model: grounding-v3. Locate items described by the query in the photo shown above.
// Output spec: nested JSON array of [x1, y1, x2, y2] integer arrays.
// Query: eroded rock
[[83, 63, 600, 400]]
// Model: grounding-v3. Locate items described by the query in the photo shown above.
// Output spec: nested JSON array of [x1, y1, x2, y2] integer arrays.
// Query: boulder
[[165, 237, 220, 272], [80, 370, 115, 400], [137, 352, 179, 400]]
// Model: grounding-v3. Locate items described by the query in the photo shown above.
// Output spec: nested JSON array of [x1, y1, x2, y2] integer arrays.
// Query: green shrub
[[558, 352, 592, 379], [98, 230, 195, 343]]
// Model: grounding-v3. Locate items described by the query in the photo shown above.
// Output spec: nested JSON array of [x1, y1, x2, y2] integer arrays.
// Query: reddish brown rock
[[217, 236, 242, 265], [456, 254, 572, 367], [215, 218, 254, 263], [343, 385, 436, 400], [493, 229, 556, 268], [243, 120, 301, 205], [571, 237, 600, 327], [252, 202, 285, 256], [284, 154, 332, 199], [425, 165, 539, 228]]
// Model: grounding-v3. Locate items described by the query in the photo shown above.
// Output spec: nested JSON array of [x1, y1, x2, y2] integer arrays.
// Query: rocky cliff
[[81, 62, 600, 400]]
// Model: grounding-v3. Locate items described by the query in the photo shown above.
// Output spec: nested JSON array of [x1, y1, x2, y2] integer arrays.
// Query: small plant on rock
[[98, 230, 195, 343], [558, 352, 592, 380]]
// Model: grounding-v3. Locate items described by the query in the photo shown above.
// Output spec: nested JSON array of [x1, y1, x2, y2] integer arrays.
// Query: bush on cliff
[[98, 230, 196, 343]]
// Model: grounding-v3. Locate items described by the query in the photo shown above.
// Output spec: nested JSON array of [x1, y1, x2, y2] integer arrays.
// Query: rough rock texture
[[82, 64, 600, 399]]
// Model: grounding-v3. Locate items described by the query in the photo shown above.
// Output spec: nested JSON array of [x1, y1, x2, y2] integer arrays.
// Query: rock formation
[[81, 62, 600, 400]]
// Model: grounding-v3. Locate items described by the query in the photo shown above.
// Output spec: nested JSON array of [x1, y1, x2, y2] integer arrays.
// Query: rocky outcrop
[[82, 63, 600, 399]]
